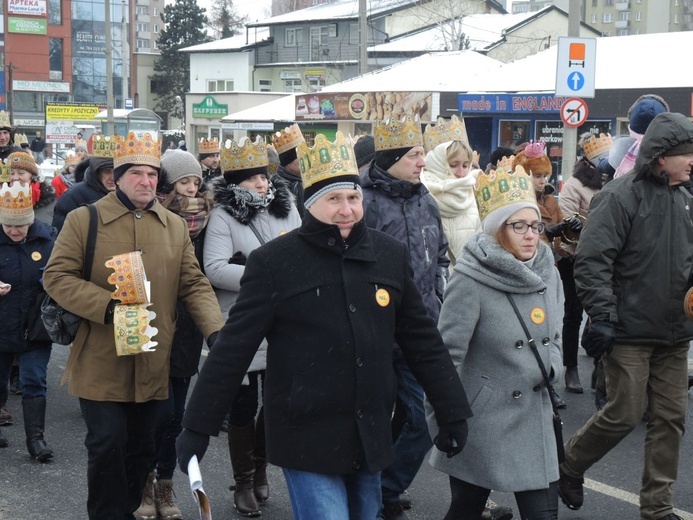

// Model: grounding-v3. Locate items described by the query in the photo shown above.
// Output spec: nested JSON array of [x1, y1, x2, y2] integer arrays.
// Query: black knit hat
[[374, 147, 412, 172]]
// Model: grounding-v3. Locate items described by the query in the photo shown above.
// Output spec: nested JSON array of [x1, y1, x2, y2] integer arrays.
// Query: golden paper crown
[[114, 132, 160, 170], [14, 133, 28, 146], [423, 115, 468, 152], [373, 116, 423, 152], [106, 251, 150, 305], [64, 152, 80, 167], [92, 135, 119, 158], [199, 137, 220, 154], [0, 182, 33, 225], [582, 133, 613, 161], [221, 136, 268, 173], [474, 165, 536, 222], [0, 164, 10, 183], [297, 132, 358, 190], [75, 138, 88, 150], [0, 111, 11, 130], [272, 124, 305, 155], [495, 155, 516, 173]]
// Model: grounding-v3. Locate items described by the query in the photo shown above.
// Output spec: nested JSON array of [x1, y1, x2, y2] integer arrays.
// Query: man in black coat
[[177, 132, 471, 520]]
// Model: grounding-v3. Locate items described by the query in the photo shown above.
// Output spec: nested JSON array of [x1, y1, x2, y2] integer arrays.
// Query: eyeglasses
[[505, 221, 546, 235]]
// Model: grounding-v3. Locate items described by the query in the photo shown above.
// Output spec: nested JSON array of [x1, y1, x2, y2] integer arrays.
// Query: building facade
[[584, 0, 693, 36]]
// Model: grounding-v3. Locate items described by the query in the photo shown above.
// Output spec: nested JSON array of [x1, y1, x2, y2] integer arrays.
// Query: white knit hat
[[481, 201, 540, 236], [161, 149, 203, 185]]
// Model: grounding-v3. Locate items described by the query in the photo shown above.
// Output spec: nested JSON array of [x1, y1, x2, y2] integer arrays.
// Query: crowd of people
[[0, 95, 691, 520]]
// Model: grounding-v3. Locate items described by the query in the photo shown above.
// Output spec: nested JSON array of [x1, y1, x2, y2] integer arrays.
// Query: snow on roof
[[222, 95, 297, 122], [247, 0, 418, 27], [369, 12, 536, 53], [321, 51, 503, 92], [181, 27, 271, 53]]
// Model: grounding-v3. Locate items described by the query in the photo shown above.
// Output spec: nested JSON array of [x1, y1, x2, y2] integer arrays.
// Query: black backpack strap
[[83, 204, 98, 282]]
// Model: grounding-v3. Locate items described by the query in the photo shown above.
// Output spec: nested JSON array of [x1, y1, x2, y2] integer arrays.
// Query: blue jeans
[[283, 467, 381, 520], [154, 377, 191, 480], [0, 347, 52, 400], [380, 350, 432, 504]]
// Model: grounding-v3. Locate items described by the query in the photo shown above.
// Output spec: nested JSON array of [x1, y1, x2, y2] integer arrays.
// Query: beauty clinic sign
[[8, 0, 47, 16]]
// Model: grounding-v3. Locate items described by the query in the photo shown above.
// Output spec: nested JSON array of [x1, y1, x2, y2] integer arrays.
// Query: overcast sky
[[195, 0, 272, 24]]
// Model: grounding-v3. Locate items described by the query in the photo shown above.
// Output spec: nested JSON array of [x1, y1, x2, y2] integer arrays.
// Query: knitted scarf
[[164, 193, 212, 240]]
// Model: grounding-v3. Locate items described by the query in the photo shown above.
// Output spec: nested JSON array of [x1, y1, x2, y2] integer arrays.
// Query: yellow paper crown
[[221, 136, 268, 173], [199, 137, 220, 154], [92, 135, 119, 158], [272, 124, 305, 155], [0, 111, 11, 130], [0, 164, 10, 183], [373, 116, 423, 152], [495, 155, 516, 173], [106, 251, 149, 305], [423, 115, 469, 152], [64, 152, 80, 167], [474, 165, 535, 222], [297, 132, 358, 190], [582, 133, 613, 161], [0, 182, 33, 225], [114, 132, 160, 170], [14, 133, 28, 146]]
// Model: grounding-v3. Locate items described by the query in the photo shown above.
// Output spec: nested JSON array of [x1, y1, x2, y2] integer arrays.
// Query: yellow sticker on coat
[[530, 307, 545, 324], [375, 288, 390, 307]]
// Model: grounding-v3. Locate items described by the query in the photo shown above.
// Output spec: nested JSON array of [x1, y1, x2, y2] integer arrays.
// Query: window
[[137, 23, 149, 32], [674, 14, 679, 23], [603, 13, 613, 22], [310, 26, 330, 61], [617, 29, 629, 35], [153, 8, 158, 16], [153, 24, 159, 33], [592, 14, 598, 23], [636, 11, 641, 20], [136, 39, 150, 48], [284, 79, 302, 92], [350, 23, 359, 45], [307, 77, 325, 91], [604, 0, 613, 5], [48, 0, 61, 25], [619, 12, 629, 20], [603, 30, 611, 36], [49, 38, 63, 80], [258, 79, 272, 92], [208, 80, 234, 92], [136, 6, 148, 15], [285, 28, 302, 47]]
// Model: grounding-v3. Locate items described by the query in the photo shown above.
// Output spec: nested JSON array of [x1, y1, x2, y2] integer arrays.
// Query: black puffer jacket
[[0, 220, 56, 353], [361, 163, 449, 322], [575, 112, 693, 345], [274, 165, 304, 216], [52, 159, 111, 231]]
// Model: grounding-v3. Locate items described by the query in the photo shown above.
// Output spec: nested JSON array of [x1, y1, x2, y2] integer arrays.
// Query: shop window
[[48, 0, 61, 25], [258, 79, 272, 92], [284, 79, 302, 92], [49, 38, 63, 80], [498, 120, 530, 150]]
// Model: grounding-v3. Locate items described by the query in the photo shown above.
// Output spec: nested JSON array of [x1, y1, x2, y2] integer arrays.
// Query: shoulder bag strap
[[83, 204, 98, 281], [247, 221, 267, 246], [505, 292, 561, 416]]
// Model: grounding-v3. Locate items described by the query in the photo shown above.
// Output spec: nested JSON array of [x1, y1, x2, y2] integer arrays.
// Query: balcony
[[137, 31, 152, 39], [615, 1, 630, 10], [136, 14, 151, 22], [614, 19, 630, 28]]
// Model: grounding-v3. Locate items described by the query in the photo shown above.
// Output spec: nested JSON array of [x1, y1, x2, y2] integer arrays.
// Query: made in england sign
[[192, 96, 228, 119]]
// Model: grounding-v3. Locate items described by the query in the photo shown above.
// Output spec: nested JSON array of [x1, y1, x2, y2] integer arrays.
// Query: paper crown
[[495, 155, 516, 173], [272, 124, 305, 155], [0, 182, 34, 225], [106, 251, 150, 305], [221, 136, 268, 173], [114, 132, 161, 170], [474, 165, 535, 222], [0, 164, 10, 183], [64, 152, 81, 167], [513, 140, 551, 177], [75, 138, 88, 151], [199, 137, 220, 154], [423, 115, 469, 152], [582, 133, 613, 161], [0, 111, 11, 130], [14, 133, 28, 146], [373, 116, 423, 152], [297, 132, 359, 202], [92, 135, 119, 158]]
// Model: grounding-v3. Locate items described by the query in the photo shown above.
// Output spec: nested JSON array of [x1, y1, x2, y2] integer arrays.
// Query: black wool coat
[[183, 213, 471, 475]]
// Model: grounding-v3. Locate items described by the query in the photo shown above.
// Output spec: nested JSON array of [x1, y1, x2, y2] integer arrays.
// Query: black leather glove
[[176, 429, 210, 475], [434, 420, 468, 458], [583, 320, 616, 359], [566, 216, 583, 232], [207, 331, 219, 349], [228, 252, 247, 265], [544, 222, 566, 239], [104, 300, 119, 325]]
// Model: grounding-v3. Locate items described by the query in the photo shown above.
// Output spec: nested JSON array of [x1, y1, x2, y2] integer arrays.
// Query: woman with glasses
[[426, 165, 564, 520]]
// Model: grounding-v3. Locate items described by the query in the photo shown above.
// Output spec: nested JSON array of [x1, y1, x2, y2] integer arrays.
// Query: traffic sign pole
[[560, 0, 584, 184]]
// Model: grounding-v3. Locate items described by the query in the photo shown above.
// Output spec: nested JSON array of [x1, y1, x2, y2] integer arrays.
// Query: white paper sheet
[[188, 455, 212, 520]]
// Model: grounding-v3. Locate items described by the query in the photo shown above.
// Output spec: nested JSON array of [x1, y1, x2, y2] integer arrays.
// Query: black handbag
[[41, 204, 98, 345], [506, 293, 566, 464]]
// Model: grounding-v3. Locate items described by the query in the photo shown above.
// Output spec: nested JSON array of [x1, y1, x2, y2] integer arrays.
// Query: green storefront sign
[[193, 96, 228, 119], [8, 17, 47, 35]]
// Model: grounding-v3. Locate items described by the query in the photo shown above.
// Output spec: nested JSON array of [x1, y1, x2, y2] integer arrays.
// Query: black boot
[[23, 396, 54, 462], [228, 424, 261, 517], [253, 411, 269, 503], [550, 387, 567, 409], [565, 366, 583, 394]]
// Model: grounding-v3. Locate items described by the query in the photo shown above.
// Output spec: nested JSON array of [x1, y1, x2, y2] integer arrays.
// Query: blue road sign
[[567, 71, 585, 92]]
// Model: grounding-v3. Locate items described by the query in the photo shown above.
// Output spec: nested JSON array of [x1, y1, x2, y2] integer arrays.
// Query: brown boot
[[155, 478, 183, 520], [253, 412, 269, 503], [134, 471, 157, 520], [228, 424, 262, 517]]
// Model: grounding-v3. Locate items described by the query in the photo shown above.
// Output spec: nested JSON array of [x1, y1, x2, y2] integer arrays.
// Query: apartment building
[[585, 0, 693, 36]]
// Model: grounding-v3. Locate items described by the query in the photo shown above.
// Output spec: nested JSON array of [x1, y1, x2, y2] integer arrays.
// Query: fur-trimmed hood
[[572, 157, 603, 190], [211, 175, 294, 225], [34, 180, 57, 210]]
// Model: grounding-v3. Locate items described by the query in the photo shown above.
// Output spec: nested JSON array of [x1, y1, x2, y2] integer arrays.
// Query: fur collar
[[212, 175, 294, 225], [572, 158, 603, 190], [35, 180, 57, 209]]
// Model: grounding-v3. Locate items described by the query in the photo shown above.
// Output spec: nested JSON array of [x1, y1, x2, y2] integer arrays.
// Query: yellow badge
[[530, 307, 546, 324], [375, 288, 390, 307], [31, 251, 42, 261]]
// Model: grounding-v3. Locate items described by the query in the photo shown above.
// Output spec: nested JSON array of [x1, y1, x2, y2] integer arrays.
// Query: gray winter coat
[[204, 178, 301, 374], [361, 164, 449, 322], [426, 233, 564, 492], [574, 112, 693, 345]]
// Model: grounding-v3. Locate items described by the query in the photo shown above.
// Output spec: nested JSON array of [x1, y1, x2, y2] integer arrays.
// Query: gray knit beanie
[[160, 149, 203, 185]]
